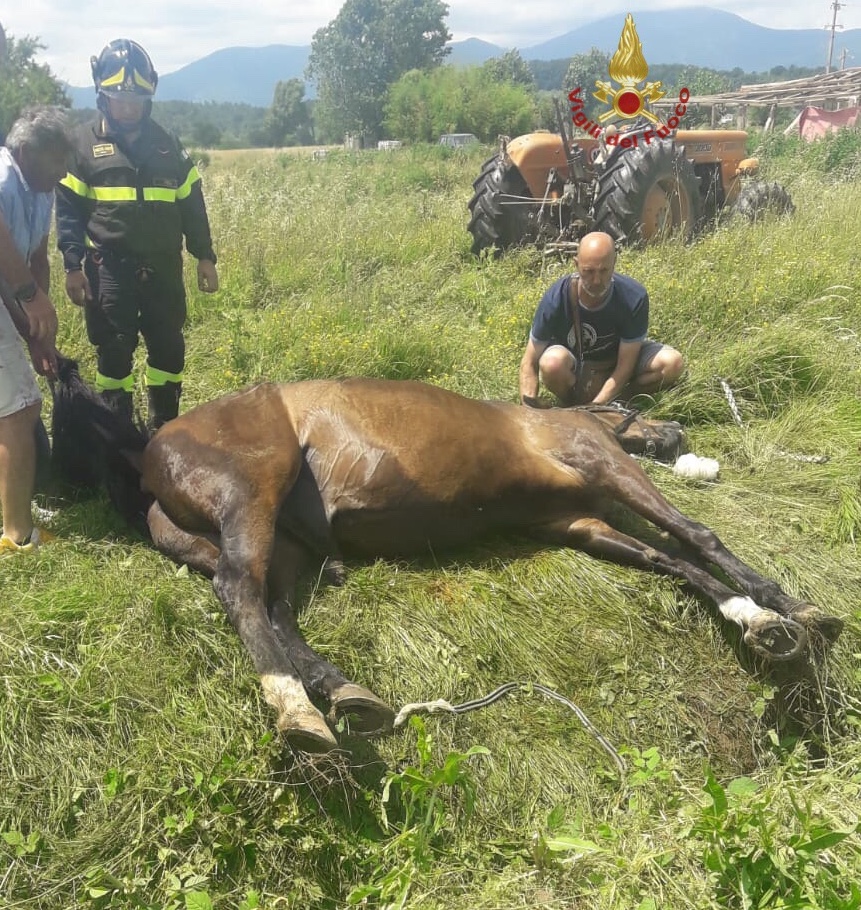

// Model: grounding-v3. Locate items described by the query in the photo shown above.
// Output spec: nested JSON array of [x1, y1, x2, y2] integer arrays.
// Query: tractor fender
[[505, 131, 600, 198]]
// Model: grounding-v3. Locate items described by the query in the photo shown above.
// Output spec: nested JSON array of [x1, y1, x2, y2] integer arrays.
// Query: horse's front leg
[[267, 535, 394, 737], [532, 515, 808, 662], [212, 512, 340, 751], [594, 456, 844, 644], [148, 500, 220, 576]]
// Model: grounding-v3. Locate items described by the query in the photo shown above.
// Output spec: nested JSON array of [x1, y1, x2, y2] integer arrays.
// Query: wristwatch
[[14, 281, 38, 304]]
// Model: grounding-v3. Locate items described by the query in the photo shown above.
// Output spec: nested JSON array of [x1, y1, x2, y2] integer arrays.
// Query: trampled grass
[[2, 141, 861, 908]]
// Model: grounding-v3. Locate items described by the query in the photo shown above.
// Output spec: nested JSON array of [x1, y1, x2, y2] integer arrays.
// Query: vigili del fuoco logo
[[569, 13, 689, 147]]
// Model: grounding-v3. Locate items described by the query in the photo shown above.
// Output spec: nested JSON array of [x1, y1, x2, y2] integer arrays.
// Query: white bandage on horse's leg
[[261, 673, 310, 710], [720, 595, 807, 661], [718, 595, 774, 628]]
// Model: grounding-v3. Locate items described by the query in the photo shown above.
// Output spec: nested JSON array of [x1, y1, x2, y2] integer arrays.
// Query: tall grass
[[2, 141, 860, 909]]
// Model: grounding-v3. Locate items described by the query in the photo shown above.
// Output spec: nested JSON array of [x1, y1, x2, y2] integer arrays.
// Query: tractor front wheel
[[467, 155, 536, 256]]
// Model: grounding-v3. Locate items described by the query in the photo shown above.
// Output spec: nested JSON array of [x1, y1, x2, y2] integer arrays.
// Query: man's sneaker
[[0, 526, 56, 553]]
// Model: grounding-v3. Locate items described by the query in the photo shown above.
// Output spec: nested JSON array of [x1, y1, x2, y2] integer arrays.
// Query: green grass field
[[2, 139, 861, 909]]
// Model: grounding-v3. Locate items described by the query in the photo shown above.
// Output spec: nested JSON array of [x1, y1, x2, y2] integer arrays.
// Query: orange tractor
[[467, 122, 793, 256]]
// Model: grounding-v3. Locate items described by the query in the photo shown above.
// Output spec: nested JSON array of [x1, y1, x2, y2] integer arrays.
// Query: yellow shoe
[[0, 527, 56, 553]]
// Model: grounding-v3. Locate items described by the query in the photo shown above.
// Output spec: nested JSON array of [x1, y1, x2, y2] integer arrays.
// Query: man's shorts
[[0, 301, 41, 418], [540, 339, 677, 405], [633, 339, 668, 375]]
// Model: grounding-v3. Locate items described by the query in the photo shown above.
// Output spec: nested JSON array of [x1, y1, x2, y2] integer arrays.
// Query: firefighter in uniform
[[56, 39, 218, 429]]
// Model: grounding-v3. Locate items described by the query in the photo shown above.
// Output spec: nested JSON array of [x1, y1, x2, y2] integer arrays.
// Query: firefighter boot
[[147, 381, 181, 432], [100, 389, 134, 423]]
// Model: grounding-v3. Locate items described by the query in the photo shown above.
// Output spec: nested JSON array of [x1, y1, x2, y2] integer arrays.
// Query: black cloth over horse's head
[[51, 356, 152, 532]]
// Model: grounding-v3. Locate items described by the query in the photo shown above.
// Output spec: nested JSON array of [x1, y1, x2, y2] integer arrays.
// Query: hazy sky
[[3, 0, 856, 87]]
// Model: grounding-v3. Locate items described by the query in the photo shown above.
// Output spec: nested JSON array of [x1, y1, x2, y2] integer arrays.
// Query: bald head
[[575, 232, 617, 302], [576, 231, 616, 264]]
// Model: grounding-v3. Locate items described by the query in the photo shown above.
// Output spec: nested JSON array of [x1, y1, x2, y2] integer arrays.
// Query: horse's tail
[[51, 357, 153, 536]]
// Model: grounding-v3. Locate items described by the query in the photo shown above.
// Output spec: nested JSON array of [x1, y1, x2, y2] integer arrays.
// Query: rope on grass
[[719, 378, 745, 428], [719, 378, 829, 465], [394, 681, 625, 773]]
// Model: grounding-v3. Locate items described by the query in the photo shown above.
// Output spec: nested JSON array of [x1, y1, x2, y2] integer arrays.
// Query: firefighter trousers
[[83, 251, 187, 387]]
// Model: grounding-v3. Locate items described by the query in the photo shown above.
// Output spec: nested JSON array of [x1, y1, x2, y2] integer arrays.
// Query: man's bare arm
[[592, 340, 641, 404], [519, 336, 549, 405]]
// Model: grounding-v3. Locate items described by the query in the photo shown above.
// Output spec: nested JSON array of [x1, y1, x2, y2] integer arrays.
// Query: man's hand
[[197, 259, 219, 293], [65, 269, 92, 307], [21, 288, 58, 345], [27, 337, 59, 380]]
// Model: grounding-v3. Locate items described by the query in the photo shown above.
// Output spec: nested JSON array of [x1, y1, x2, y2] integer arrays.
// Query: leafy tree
[[481, 50, 535, 89], [263, 78, 312, 146], [385, 64, 535, 143], [385, 68, 442, 143], [149, 101, 268, 148], [677, 65, 733, 97], [563, 47, 611, 122], [463, 71, 535, 141], [307, 0, 451, 142], [534, 91, 569, 132], [529, 58, 571, 92], [190, 119, 222, 148], [0, 27, 69, 138]]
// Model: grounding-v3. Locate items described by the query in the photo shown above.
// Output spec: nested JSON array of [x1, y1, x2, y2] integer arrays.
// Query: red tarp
[[798, 105, 859, 140]]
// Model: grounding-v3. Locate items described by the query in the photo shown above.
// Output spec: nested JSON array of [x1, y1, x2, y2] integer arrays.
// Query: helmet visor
[[98, 65, 156, 96]]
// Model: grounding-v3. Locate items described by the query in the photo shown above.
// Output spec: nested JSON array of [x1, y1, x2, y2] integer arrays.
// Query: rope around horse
[[394, 682, 626, 773]]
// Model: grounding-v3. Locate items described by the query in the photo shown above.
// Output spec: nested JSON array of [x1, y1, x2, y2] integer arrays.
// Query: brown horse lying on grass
[[52, 360, 844, 752]]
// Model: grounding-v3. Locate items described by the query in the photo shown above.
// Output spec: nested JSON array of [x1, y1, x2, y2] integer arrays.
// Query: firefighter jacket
[[56, 116, 216, 271]]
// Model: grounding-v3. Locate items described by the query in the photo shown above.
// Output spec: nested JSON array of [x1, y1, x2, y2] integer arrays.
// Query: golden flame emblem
[[593, 14, 666, 124]]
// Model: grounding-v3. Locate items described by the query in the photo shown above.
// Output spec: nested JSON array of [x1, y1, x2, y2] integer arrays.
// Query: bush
[[754, 128, 861, 180]]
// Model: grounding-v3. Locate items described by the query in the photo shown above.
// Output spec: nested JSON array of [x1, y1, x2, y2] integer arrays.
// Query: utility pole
[[826, 0, 843, 74], [840, 47, 851, 69]]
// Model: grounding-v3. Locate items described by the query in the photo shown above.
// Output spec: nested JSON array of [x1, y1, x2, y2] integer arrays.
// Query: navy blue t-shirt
[[530, 273, 649, 362]]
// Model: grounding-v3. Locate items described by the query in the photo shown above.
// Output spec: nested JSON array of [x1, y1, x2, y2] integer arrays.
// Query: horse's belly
[[331, 504, 507, 557]]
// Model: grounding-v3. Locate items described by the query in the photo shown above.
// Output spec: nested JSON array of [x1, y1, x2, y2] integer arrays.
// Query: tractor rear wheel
[[733, 181, 795, 221], [593, 141, 702, 245], [467, 155, 536, 256]]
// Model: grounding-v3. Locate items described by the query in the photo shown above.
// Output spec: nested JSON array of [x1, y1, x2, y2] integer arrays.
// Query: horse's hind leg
[[267, 535, 395, 737], [147, 501, 339, 752], [533, 515, 807, 661]]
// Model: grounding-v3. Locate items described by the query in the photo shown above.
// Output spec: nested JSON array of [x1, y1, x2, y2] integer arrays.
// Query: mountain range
[[64, 7, 857, 108]]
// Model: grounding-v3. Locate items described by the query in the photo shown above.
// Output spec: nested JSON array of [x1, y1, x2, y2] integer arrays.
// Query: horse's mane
[[51, 357, 153, 535]]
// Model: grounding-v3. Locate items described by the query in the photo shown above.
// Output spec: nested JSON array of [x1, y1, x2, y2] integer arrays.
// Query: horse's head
[[51, 357, 152, 530], [580, 404, 687, 463]]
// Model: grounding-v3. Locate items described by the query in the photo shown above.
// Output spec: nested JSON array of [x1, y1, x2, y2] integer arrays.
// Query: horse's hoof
[[329, 683, 395, 737], [277, 710, 339, 753], [743, 614, 808, 662], [786, 604, 845, 644]]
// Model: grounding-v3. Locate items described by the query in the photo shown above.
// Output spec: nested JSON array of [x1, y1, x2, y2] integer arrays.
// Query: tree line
[[1, 13, 825, 151], [0, 28, 68, 139]]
